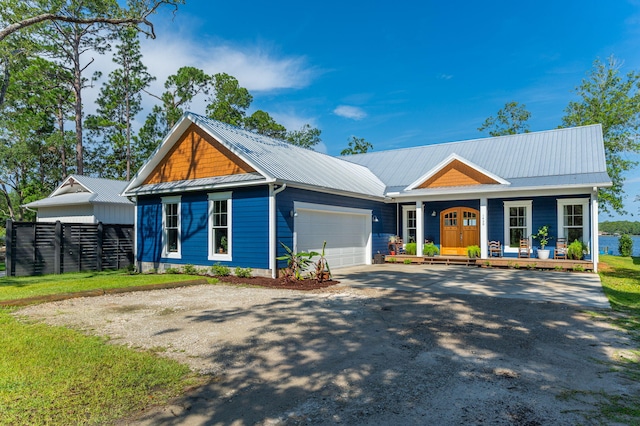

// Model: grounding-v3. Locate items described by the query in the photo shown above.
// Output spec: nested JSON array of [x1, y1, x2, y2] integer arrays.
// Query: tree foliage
[[286, 124, 322, 149], [478, 101, 531, 137], [341, 136, 373, 155], [85, 27, 154, 180], [599, 221, 640, 235], [561, 56, 640, 215]]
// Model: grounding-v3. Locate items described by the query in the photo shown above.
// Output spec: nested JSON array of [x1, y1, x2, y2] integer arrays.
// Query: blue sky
[[90, 0, 640, 220]]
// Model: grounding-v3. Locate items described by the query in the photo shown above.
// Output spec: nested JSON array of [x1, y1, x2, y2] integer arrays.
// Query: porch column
[[591, 188, 599, 272], [480, 197, 488, 259], [416, 200, 424, 256]]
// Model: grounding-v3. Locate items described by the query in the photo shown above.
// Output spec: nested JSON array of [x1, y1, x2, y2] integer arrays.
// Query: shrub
[[423, 242, 439, 257], [210, 263, 231, 277], [234, 267, 252, 278], [165, 267, 180, 274], [405, 242, 417, 255], [466, 245, 481, 258], [387, 257, 397, 263], [573, 264, 585, 272], [182, 264, 197, 275], [619, 234, 633, 257], [567, 240, 586, 260], [403, 259, 412, 264]]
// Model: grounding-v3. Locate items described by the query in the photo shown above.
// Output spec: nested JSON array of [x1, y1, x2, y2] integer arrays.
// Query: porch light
[[372, 215, 379, 222], [290, 210, 298, 217], [431, 210, 437, 217]]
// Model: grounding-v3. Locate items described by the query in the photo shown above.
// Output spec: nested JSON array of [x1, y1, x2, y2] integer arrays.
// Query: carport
[[332, 263, 610, 308]]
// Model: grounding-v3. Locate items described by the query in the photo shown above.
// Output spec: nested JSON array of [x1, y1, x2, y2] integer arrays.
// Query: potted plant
[[388, 235, 398, 255], [219, 236, 228, 254], [532, 225, 552, 260], [567, 240, 586, 260], [423, 242, 439, 257], [466, 245, 481, 258]]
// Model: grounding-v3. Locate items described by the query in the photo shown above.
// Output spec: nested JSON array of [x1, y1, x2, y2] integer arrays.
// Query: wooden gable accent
[[144, 124, 256, 184], [417, 159, 500, 189]]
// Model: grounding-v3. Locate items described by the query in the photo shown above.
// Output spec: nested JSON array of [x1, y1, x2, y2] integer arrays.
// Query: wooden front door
[[440, 207, 480, 256]]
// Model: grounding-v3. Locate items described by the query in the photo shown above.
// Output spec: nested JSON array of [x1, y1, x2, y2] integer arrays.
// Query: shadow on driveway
[[332, 263, 610, 309]]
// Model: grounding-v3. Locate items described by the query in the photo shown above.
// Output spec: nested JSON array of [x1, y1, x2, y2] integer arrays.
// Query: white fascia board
[[128, 177, 274, 196], [404, 153, 510, 191], [386, 184, 608, 203]]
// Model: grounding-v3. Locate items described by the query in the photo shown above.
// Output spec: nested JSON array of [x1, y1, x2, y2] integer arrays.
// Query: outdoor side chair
[[554, 237, 568, 259], [488, 240, 502, 257], [518, 238, 531, 258]]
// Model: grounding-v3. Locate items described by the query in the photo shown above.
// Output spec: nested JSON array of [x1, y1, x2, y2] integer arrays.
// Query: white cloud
[[437, 73, 453, 80], [333, 105, 367, 120]]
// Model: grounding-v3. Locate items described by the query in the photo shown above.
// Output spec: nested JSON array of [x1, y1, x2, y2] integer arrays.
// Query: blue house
[[122, 112, 611, 275]]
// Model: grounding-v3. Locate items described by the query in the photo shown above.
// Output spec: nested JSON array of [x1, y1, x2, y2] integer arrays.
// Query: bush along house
[[122, 112, 611, 275]]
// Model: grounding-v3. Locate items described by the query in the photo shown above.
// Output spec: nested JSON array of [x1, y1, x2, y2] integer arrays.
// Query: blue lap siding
[[137, 185, 270, 268]]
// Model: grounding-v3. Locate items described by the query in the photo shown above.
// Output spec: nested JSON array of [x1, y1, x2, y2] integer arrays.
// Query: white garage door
[[295, 203, 371, 269]]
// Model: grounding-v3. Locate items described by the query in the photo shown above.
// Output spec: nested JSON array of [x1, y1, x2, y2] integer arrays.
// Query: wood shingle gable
[[143, 124, 256, 185], [405, 154, 509, 191]]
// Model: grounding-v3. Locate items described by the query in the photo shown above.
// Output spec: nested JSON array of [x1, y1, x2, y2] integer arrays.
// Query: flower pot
[[537, 249, 550, 260]]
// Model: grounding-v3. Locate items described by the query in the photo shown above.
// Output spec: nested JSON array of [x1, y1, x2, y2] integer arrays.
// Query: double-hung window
[[402, 205, 417, 243], [162, 196, 181, 258], [557, 198, 589, 244], [208, 192, 232, 261], [503, 200, 532, 253]]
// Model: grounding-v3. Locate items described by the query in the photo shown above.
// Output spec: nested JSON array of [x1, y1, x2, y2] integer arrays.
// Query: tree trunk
[[73, 32, 83, 175]]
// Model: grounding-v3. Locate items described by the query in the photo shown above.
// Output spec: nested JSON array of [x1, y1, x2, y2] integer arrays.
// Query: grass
[[0, 270, 216, 425], [0, 262, 5, 272], [593, 255, 640, 423], [0, 308, 203, 425], [0, 269, 215, 301]]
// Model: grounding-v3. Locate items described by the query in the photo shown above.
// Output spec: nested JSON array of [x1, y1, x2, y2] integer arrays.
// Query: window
[[402, 205, 416, 243], [557, 198, 589, 245], [162, 196, 181, 258], [209, 192, 232, 260], [503, 200, 532, 252]]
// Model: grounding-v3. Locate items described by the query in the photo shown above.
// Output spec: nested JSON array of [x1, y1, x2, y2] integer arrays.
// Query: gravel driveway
[[17, 278, 638, 425]]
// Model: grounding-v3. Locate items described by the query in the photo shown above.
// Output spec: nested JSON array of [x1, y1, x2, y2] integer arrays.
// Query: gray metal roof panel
[[345, 125, 610, 189], [129, 173, 266, 195], [24, 192, 95, 208], [55, 175, 132, 204]]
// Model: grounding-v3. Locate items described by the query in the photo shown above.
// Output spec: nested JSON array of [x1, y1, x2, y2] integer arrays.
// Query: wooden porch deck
[[385, 254, 594, 271]]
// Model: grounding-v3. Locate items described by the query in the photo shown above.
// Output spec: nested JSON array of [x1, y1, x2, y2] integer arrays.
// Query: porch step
[[384, 254, 594, 271]]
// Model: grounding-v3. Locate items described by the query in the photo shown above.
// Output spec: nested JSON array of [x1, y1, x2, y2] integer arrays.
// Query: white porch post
[[480, 197, 488, 259], [416, 200, 424, 256], [591, 188, 599, 272]]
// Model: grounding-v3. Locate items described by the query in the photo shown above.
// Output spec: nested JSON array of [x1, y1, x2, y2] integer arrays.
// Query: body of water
[[598, 235, 640, 257]]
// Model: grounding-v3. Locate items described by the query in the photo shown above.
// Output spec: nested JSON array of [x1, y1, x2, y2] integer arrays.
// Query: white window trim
[[557, 198, 590, 246], [503, 200, 532, 254], [402, 205, 416, 244], [208, 192, 232, 261], [161, 195, 181, 259]]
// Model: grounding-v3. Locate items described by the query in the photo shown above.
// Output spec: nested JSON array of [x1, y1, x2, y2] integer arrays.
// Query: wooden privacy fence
[[5, 220, 134, 277]]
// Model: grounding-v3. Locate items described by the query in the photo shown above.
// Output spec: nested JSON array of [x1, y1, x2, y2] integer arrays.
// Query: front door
[[440, 207, 479, 256]]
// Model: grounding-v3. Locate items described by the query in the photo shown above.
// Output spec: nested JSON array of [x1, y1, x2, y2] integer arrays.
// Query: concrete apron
[[332, 263, 610, 309]]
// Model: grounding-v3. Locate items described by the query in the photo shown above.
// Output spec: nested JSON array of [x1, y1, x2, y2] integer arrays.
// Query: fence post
[[5, 219, 12, 277], [97, 222, 103, 272], [54, 221, 62, 274]]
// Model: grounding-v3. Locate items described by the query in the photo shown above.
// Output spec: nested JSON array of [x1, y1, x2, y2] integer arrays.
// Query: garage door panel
[[296, 208, 368, 269]]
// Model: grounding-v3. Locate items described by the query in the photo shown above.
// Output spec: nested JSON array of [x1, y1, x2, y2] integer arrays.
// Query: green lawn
[[0, 262, 4, 272], [596, 255, 640, 423], [0, 270, 216, 425], [0, 269, 214, 301], [0, 308, 202, 425]]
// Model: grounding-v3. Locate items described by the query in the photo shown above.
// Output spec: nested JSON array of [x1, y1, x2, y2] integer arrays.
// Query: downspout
[[269, 184, 287, 278]]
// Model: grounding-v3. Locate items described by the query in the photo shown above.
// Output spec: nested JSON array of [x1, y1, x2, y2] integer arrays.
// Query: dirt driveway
[[17, 269, 639, 425]]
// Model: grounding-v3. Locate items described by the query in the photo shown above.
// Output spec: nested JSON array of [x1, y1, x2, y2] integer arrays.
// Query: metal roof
[[24, 175, 133, 209], [345, 124, 611, 193], [124, 113, 387, 198], [127, 173, 266, 195]]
